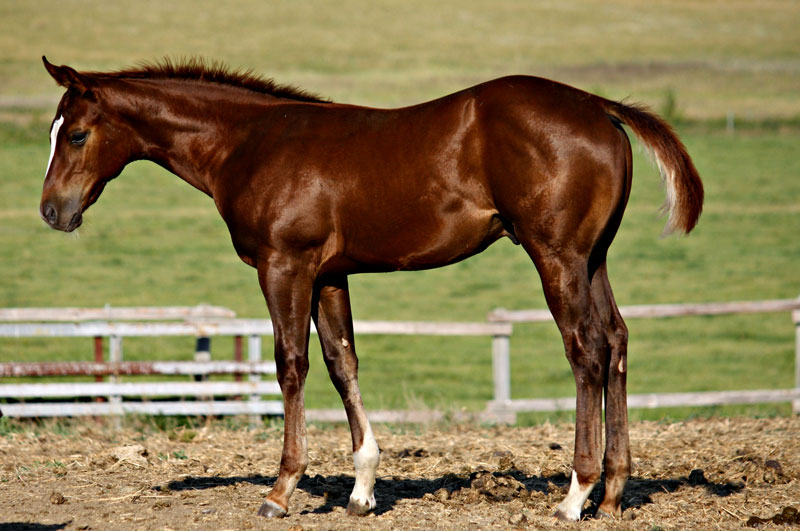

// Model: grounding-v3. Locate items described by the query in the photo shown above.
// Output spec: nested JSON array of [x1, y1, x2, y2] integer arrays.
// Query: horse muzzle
[[40, 199, 83, 232]]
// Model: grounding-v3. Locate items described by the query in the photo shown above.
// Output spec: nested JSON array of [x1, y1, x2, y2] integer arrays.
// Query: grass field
[[2, 0, 800, 116], [1, 1, 798, 421]]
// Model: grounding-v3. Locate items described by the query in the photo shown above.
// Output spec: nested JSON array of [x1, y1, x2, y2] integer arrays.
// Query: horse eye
[[70, 131, 88, 145]]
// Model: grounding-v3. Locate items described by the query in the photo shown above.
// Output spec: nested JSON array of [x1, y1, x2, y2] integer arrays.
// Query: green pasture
[[2, 0, 800, 117], [1, 0, 798, 422]]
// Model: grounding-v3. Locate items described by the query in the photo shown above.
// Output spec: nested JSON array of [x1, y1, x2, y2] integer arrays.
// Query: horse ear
[[42, 56, 90, 92]]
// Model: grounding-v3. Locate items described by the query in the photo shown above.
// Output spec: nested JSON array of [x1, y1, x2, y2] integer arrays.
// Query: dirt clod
[[746, 506, 800, 527], [508, 511, 527, 525], [109, 444, 148, 467]]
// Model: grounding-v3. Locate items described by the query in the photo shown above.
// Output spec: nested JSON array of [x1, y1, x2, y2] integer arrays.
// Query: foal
[[39, 56, 702, 521]]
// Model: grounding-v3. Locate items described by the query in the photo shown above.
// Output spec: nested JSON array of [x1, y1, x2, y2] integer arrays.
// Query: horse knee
[[275, 352, 310, 391]]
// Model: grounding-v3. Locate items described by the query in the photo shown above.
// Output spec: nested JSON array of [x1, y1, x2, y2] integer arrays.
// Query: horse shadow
[[162, 468, 744, 517], [0, 525, 68, 531]]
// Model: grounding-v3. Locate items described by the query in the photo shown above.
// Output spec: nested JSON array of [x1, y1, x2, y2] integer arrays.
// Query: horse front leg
[[313, 276, 380, 515], [256, 258, 314, 518]]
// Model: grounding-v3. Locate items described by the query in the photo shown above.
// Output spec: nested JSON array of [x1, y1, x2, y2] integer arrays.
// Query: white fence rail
[[0, 401, 283, 418], [0, 305, 235, 322], [0, 307, 511, 421], [487, 298, 800, 418]]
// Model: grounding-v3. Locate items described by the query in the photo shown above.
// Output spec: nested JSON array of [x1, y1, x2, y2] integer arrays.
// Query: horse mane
[[92, 57, 330, 103]]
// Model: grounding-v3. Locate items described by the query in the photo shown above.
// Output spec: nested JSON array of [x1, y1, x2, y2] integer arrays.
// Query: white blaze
[[45, 115, 64, 178]]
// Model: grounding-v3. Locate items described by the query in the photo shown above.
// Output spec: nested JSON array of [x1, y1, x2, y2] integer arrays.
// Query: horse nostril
[[45, 205, 57, 224]]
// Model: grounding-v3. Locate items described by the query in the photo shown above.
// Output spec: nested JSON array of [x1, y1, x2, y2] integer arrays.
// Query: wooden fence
[[1, 300, 798, 423], [486, 298, 800, 419], [0, 306, 511, 422]]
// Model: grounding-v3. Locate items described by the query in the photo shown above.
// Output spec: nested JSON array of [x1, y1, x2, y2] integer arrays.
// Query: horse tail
[[601, 99, 704, 235]]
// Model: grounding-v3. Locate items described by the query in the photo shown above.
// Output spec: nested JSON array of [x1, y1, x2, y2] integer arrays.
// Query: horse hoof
[[553, 509, 579, 522], [257, 500, 287, 518], [346, 498, 373, 516], [596, 506, 621, 519]]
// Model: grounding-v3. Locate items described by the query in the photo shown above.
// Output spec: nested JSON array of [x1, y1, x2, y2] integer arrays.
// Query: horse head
[[40, 56, 131, 232]]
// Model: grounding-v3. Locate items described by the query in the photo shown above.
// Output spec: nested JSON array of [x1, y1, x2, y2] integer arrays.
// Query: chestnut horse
[[39, 56, 702, 521]]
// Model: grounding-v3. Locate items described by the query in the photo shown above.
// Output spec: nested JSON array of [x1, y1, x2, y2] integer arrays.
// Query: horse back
[[214, 76, 629, 274]]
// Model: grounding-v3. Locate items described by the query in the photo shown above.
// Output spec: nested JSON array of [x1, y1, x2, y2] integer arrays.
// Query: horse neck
[[107, 79, 270, 197]]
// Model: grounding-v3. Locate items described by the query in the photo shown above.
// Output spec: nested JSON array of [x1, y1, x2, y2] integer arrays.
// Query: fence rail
[[1, 300, 798, 422], [0, 361, 276, 377], [487, 298, 800, 418], [0, 305, 235, 322], [0, 307, 510, 420], [488, 298, 800, 323], [0, 319, 512, 338], [0, 380, 281, 399], [0, 401, 283, 418]]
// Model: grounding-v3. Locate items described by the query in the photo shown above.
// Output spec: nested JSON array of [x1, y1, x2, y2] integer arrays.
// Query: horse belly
[[343, 206, 506, 272]]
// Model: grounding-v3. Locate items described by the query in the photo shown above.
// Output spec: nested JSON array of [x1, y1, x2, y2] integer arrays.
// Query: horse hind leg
[[313, 277, 380, 515], [522, 249, 607, 521], [592, 263, 631, 518], [540, 256, 630, 521]]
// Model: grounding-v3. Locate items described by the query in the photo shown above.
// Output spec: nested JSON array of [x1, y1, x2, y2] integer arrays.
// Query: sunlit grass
[[0, 0, 798, 420], [1, 0, 798, 116]]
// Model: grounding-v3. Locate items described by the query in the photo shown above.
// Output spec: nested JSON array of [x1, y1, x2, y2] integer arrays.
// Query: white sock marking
[[45, 115, 64, 178], [350, 424, 380, 509], [555, 470, 595, 521]]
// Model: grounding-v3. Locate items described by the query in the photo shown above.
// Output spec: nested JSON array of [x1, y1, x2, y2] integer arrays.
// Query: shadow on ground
[[0, 524, 69, 531], [163, 468, 743, 517]]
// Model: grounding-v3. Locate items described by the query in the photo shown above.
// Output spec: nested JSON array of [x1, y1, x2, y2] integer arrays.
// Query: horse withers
[[39, 56, 702, 521]]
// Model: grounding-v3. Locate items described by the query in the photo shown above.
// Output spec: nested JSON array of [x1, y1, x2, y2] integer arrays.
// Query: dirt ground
[[0, 416, 798, 530]]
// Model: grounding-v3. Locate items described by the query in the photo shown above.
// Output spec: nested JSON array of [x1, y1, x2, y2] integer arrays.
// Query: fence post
[[93, 336, 103, 375], [194, 336, 211, 382], [492, 334, 511, 403], [93, 336, 105, 407], [490, 330, 516, 424], [793, 309, 800, 414], [93, 335, 104, 385], [248, 334, 262, 426], [109, 334, 123, 423], [233, 335, 243, 383]]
